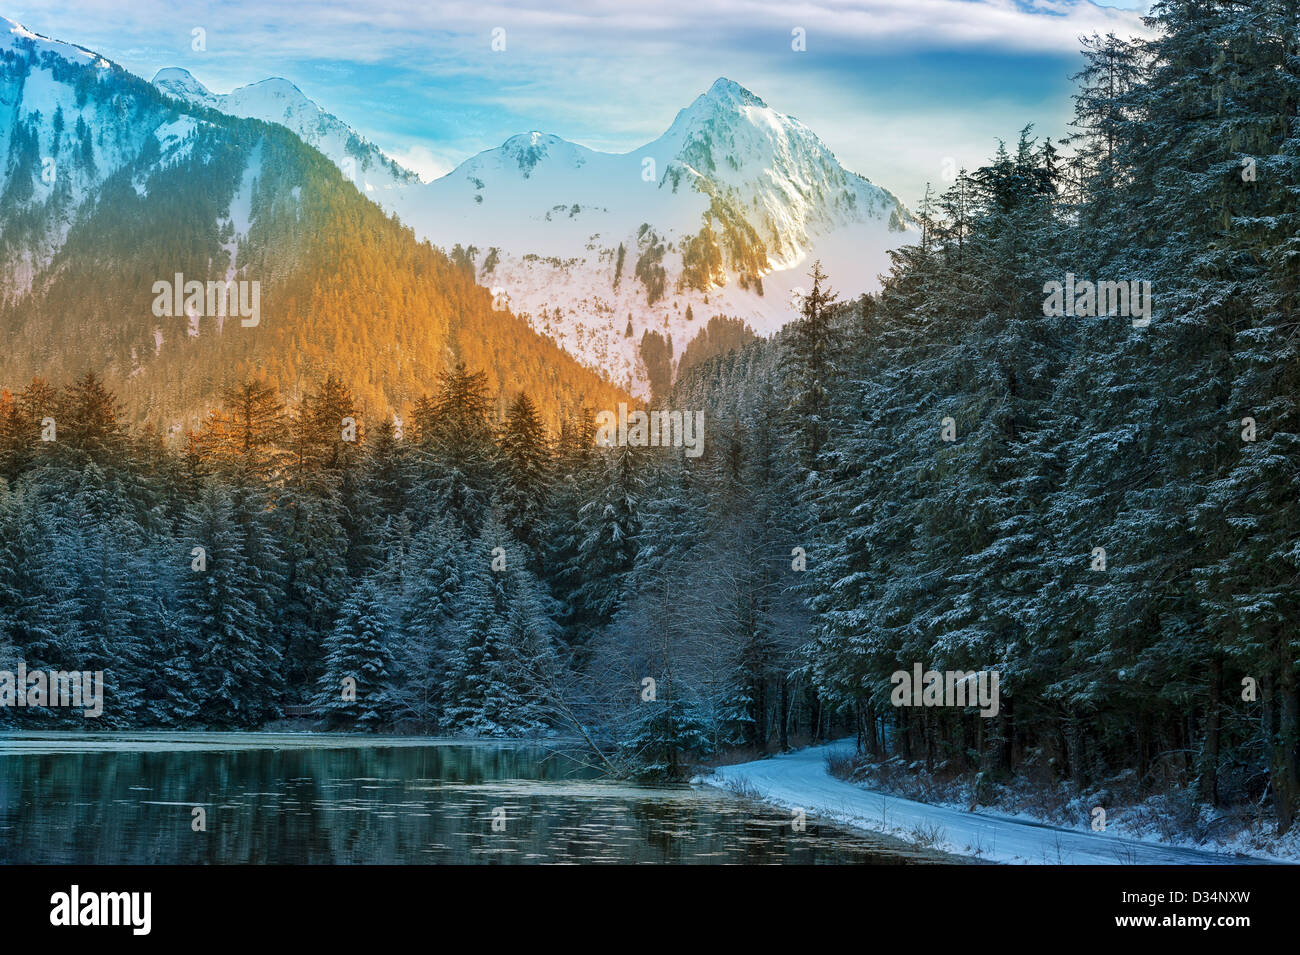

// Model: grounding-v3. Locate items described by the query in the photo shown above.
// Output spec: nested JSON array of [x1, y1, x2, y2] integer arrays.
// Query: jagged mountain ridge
[[152, 67, 419, 201], [386, 78, 915, 395]]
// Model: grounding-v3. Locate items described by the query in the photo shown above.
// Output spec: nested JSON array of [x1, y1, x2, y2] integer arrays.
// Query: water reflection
[[0, 737, 963, 864]]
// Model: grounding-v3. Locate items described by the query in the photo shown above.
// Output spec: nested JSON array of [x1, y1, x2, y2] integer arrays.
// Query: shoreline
[[700, 741, 1296, 866]]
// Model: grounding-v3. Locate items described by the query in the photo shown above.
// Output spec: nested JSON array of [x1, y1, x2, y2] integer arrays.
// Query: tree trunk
[[1065, 713, 1086, 793], [809, 687, 823, 742], [779, 679, 790, 752], [752, 676, 767, 750], [1136, 709, 1149, 792], [1201, 654, 1221, 806], [864, 701, 880, 757], [924, 712, 935, 773], [990, 696, 1012, 774], [1272, 636, 1299, 834]]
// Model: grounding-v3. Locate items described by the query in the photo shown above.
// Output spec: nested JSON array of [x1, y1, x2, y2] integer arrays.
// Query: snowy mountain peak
[[499, 132, 570, 177], [649, 77, 825, 194], [3, 15, 108, 68], [232, 76, 314, 109], [662, 77, 773, 143], [505, 131, 551, 146], [387, 78, 913, 397], [117, 55, 913, 399], [702, 76, 768, 110], [152, 68, 218, 108], [154, 70, 315, 118]]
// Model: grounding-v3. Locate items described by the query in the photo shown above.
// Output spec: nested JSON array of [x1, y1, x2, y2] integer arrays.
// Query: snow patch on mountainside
[[1, 17, 156, 295], [0, 21, 277, 305], [3, 16, 108, 70]]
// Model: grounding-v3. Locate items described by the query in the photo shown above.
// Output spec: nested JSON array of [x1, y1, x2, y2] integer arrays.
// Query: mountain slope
[[1, 17, 627, 434], [1, 16, 169, 296]]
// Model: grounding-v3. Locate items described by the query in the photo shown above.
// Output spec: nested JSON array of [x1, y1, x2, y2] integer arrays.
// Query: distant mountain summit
[[386, 75, 914, 394], [151, 67, 220, 107]]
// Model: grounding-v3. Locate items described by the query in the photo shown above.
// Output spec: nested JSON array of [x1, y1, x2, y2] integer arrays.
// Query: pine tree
[[568, 445, 642, 643], [782, 260, 839, 476], [412, 362, 497, 534], [55, 371, 128, 468], [362, 416, 411, 517], [544, 406, 597, 645], [314, 577, 395, 729], [190, 378, 288, 481], [620, 695, 711, 781], [276, 479, 348, 693], [392, 514, 464, 727], [180, 485, 280, 728], [496, 391, 552, 560], [125, 537, 199, 726], [443, 519, 558, 735], [292, 373, 363, 475]]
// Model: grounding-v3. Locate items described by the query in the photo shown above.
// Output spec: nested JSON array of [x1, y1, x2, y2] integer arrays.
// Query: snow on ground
[[703, 740, 1290, 865]]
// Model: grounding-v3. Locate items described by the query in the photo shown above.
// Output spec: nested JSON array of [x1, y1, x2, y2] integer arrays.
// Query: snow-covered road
[[704, 741, 1280, 865]]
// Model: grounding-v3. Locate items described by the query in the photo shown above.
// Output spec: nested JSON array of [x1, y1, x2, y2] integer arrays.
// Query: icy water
[[0, 733, 961, 864]]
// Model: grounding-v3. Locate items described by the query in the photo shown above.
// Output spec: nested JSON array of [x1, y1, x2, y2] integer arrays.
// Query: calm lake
[[0, 732, 961, 864]]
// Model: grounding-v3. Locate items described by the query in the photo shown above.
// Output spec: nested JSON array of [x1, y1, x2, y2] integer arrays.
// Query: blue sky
[[9, 0, 1152, 207]]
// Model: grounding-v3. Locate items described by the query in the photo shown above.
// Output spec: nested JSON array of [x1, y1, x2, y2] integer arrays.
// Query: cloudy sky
[[9, 0, 1152, 206]]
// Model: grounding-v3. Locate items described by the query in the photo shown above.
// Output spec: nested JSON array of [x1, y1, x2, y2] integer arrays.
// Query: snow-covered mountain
[[148, 67, 914, 394], [152, 67, 420, 201], [391, 78, 914, 394]]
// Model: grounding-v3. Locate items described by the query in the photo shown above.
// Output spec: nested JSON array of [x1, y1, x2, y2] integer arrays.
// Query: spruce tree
[[314, 577, 395, 730]]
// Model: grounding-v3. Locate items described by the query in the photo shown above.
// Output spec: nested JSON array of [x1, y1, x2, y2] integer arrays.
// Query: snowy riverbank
[[701, 741, 1293, 865]]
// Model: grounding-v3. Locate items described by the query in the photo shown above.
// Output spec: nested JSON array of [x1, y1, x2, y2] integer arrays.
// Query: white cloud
[[381, 144, 455, 182], [20, 0, 1153, 69]]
